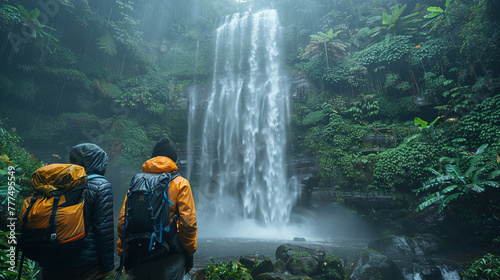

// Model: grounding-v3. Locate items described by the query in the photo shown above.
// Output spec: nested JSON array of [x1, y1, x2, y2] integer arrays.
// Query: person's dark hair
[[151, 137, 178, 162]]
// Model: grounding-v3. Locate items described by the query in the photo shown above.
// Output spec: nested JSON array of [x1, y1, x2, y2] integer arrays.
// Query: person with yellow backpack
[[116, 137, 198, 280], [17, 143, 114, 280]]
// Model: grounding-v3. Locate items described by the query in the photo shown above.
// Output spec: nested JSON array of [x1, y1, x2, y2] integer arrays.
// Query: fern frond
[[97, 33, 117, 56]]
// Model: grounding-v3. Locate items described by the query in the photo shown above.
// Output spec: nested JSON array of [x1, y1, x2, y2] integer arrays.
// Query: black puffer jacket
[[69, 143, 114, 273]]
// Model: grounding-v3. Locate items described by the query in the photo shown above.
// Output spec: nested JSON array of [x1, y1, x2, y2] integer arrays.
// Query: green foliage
[[97, 33, 117, 56], [462, 253, 500, 280], [409, 38, 450, 66], [114, 69, 188, 118], [304, 105, 372, 188], [354, 35, 413, 70], [422, 0, 451, 33], [0, 123, 42, 175], [378, 96, 419, 120], [0, 230, 41, 280], [344, 95, 379, 123], [6, 4, 60, 60], [108, 0, 143, 51], [45, 47, 78, 68], [204, 259, 252, 280], [104, 83, 123, 99], [460, 1, 500, 70], [423, 72, 455, 105], [374, 139, 440, 191], [300, 29, 348, 66], [384, 73, 410, 93], [0, 166, 22, 214], [114, 119, 150, 167], [414, 116, 441, 130], [459, 94, 500, 148], [25, 116, 68, 142], [415, 144, 499, 212], [302, 108, 328, 126], [0, 76, 13, 96], [40, 67, 91, 89], [9, 78, 36, 104], [369, 5, 420, 38]]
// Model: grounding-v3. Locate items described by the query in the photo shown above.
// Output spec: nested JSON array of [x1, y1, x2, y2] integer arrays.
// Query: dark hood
[[69, 143, 108, 175]]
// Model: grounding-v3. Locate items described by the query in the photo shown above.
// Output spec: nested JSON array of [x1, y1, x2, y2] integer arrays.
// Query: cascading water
[[187, 10, 299, 236]]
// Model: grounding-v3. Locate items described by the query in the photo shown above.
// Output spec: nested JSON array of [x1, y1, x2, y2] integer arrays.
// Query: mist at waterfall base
[[187, 10, 375, 241]]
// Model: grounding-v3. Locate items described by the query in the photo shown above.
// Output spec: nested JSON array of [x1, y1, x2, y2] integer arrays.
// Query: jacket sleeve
[[116, 195, 127, 257], [93, 180, 115, 272], [176, 178, 198, 256]]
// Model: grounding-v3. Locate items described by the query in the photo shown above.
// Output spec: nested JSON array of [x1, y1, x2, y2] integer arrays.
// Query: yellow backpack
[[18, 164, 88, 265]]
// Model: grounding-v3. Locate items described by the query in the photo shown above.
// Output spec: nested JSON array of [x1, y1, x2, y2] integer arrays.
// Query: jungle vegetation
[[1, 0, 500, 278]]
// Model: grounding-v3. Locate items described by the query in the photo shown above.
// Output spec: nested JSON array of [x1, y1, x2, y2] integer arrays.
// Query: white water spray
[[188, 10, 299, 236]]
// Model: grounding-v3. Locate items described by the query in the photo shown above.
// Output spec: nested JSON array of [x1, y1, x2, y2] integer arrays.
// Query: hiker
[[18, 143, 114, 280], [117, 137, 198, 280]]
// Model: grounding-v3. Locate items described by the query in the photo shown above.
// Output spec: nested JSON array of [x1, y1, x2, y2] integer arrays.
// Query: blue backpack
[[118, 172, 182, 273]]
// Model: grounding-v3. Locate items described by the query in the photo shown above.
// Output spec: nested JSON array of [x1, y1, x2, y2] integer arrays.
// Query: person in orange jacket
[[117, 137, 197, 280]]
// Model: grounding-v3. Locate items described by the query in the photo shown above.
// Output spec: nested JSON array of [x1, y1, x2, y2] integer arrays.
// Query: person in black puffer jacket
[[41, 143, 115, 280]]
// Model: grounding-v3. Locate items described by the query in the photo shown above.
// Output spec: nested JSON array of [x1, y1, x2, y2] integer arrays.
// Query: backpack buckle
[[50, 233, 57, 241]]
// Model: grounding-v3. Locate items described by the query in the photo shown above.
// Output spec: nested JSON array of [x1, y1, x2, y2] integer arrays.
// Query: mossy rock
[[273, 259, 287, 274], [314, 254, 351, 280], [239, 254, 274, 277], [276, 244, 326, 264], [287, 251, 319, 276], [344, 248, 404, 280]]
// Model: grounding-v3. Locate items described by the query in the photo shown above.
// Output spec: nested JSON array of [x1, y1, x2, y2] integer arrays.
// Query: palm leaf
[[449, 165, 464, 178], [442, 184, 460, 194], [466, 183, 485, 193], [416, 193, 442, 212], [483, 181, 500, 188], [475, 144, 488, 155], [438, 193, 461, 212], [424, 167, 442, 177], [427, 7, 444, 13], [487, 170, 500, 180], [472, 166, 487, 183]]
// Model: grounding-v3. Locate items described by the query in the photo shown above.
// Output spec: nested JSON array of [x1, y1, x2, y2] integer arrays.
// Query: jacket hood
[[69, 143, 108, 175], [143, 156, 178, 173], [31, 164, 87, 196]]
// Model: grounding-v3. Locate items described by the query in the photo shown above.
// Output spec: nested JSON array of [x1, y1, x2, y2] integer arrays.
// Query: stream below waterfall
[[192, 237, 468, 280], [193, 237, 370, 267]]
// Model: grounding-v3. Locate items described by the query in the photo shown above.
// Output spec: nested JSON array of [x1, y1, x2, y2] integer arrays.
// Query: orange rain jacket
[[117, 156, 198, 256]]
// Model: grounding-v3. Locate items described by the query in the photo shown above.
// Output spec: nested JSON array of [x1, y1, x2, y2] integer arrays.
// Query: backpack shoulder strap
[[87, 174, 108, 181]]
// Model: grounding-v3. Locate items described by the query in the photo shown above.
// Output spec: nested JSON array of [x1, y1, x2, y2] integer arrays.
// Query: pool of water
[[193, 237, 371, 267]]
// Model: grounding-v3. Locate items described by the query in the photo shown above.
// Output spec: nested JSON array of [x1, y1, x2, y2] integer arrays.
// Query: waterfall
[[188, 10, 299, 235]]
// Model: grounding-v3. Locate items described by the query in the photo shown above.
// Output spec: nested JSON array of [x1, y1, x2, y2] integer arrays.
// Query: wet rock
[[368, 234, 449, 256], [314, 254, 351, 280], [293, 237, 306, 242], [239, 254, 274, 277], [345, 248, 404, 280], [287, 251, 319, 276], [400, 257, 443, 280], [273, 259, 288, 274], [368, 236, 414, 255], [276, 244, 326, 264], [412, 234, 449, 255], [275, 244, 351, 279]]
